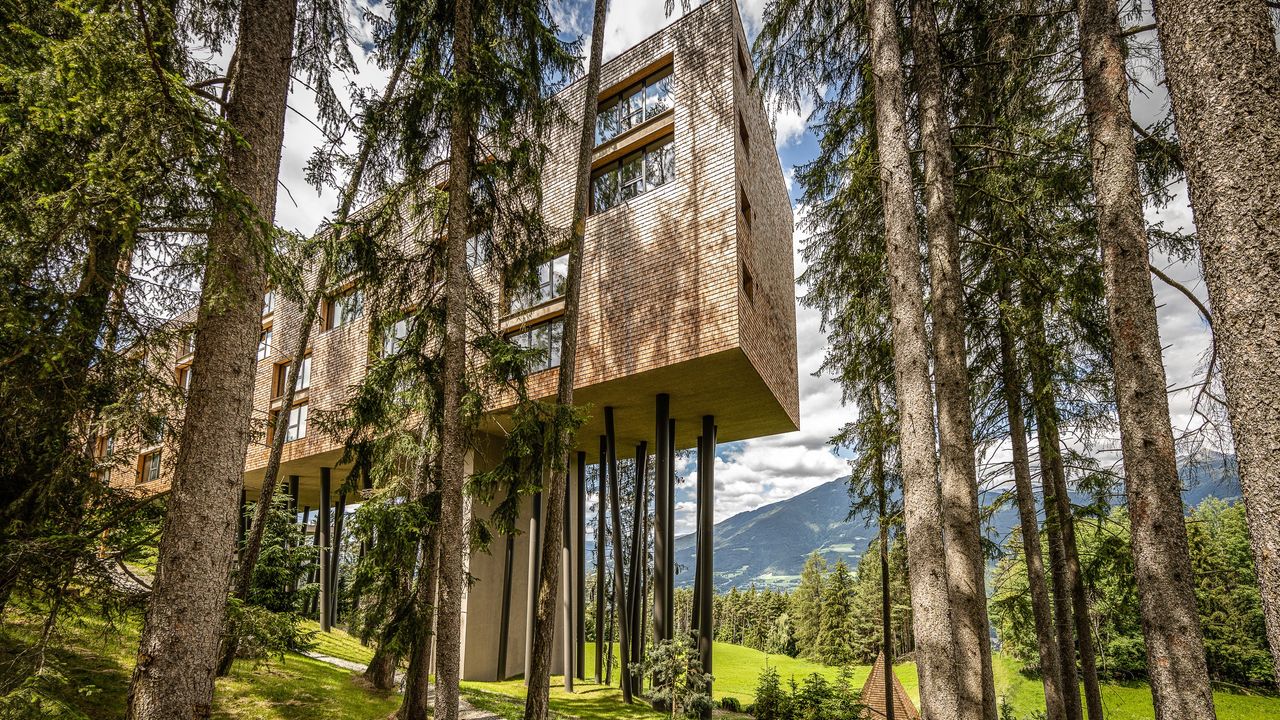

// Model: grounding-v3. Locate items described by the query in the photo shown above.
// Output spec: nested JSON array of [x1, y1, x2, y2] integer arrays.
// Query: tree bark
[[222, 60, 407, 675], [1076, 0, 1217, 714], [403, 512, 441, 719], [996, 284, 1068, 720], [865, 0, 962, 716], [1036, 418, 1082, 720], [126, 0, 296, 716], [1151, 0, 1280, 685], [433, 1, 478, 718], [911, 0, 994, 715], [523, 3, 607, 714]]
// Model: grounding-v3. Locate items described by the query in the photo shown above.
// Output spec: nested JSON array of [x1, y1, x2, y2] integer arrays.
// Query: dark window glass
[[591, 136, 675, 214], [508, 317, 565, 373], [595, 69, 674, 145], [328, 288, 363, 330], [619, 153, 644, 201], [510, 253, 569, 313]]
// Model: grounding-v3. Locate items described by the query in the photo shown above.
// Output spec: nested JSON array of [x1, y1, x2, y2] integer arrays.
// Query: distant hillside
[[674, 452, 1241, 592]]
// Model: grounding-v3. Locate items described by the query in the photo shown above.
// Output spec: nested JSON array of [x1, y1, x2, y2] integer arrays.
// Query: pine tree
[[1075, 0, 1217, 713], [816, 560, 858, 666], [1151, 0, 1280, 684], [791, 552, 827, 659], [127, 0, 301, 713]]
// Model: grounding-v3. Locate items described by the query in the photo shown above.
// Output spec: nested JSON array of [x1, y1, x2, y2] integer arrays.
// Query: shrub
[[223, 599, 316, 663], [720, 696, 743, 712]]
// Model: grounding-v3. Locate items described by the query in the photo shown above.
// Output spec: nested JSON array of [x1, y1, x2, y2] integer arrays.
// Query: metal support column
[[524, 491, 542, 684], [561, 477, 574, 692], [604, 407, 633, 702], [653, 394, 671, 646], [498, 532, 515, 680], [595, 435, 607, 684], [696, 415, 716, 718], [328, 488, 347, 624], [319, 467, 332, 632], [575, 450, 587, 680]]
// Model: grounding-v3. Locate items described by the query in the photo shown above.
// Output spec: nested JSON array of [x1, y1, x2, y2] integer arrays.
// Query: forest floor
[[3, 603, 1278, 719]]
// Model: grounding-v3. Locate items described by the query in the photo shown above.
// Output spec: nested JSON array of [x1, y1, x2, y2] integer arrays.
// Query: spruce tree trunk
[[223, 62, 406, 670], [1037, 418, 1082, 720], [126, 0, 296, 716], [1151, 0, 1280, 685], [1026, 312, 1102, 719], [911, 0, 994, 715], [523, 2, 607, 716], [433, 1, 478, 717], [865, 0, 962, 715], [1076, 0, 1217, 714], [403, 516, 441, 719], [996, 285, 1068, 720]]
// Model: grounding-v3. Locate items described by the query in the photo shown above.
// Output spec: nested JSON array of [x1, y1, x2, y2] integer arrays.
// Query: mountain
[[674, 452, 1241, 592]]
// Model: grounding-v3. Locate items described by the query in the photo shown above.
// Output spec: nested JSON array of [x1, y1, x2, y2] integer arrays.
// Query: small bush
[[720, 696, 743, 712], [224, 600, 316, 663]]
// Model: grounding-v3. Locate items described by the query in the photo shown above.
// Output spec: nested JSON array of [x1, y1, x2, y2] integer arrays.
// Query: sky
[[269, 0, 1217, 538]]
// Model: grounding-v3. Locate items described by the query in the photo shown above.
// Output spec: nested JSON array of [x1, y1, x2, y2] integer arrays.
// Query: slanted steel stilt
[[575, 450, 587, 681], [696, 416, 716, 718], [595, 435, 607, 684], [319, 467, 331, 632]]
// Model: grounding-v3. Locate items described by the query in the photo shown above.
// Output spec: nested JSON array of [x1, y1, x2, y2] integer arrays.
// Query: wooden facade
[[104, 0, 796, 683]]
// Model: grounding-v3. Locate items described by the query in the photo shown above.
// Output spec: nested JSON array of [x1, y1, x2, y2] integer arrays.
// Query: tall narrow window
[[740, 187, 753, 231], [142, 415, 166, 446], [467, 232, 491, 269], [139, 450, 162, 484], [382, 317, 413, 356], [739, 113, 751, 158], [297, 355, 311, 391], [262, 288, 275, 316], [742, 262, 756, 303], [258, 328, 272, 361], [326, 288, 363, 330], [177, 365, 192, 393], [274, 404, 308, 442], [96, 434, 115, 483]]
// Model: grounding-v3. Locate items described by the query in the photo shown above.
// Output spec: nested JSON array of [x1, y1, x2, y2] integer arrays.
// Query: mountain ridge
[[673, 453, 1241, 592]]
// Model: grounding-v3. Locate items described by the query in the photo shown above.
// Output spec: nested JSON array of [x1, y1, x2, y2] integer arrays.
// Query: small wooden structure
[[859, 652, 921, 720]]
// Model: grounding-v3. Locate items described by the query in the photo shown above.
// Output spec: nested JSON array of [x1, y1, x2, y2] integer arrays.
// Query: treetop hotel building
[[103, 0, 797, 686]]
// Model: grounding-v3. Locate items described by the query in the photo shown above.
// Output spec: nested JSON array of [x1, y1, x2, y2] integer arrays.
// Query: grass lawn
[[0, 604, 399, 719], [298, 620, 377, 665], [991, 653, 1280, 720]]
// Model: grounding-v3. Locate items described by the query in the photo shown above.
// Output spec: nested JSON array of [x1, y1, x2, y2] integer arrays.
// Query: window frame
[[591, 135, 676, 214], [274, 403, 308, 443], [507, 317, 565, 374], [326, 287, 364, 331], [507, 253, 569, 315], [258, 327, 272, 361], [139, 449, 161, 484], [595, 67, 673, 146]]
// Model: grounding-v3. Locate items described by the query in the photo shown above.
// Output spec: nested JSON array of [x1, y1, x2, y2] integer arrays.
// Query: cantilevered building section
[[103, 0, 796, 687]]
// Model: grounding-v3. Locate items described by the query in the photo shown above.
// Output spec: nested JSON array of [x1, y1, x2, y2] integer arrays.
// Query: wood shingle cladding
[[108, 0, 798, 504]]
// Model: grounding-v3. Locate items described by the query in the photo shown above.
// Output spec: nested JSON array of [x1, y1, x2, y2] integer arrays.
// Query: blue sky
[[271, 0, 1216, 537]]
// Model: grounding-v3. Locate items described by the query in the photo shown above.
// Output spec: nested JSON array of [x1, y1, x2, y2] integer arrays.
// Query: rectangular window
[[96, 434, 115, 483], [743, 262, 755, 303], [142, 415, 166, 447], [274, 404, 308, 442], [467, 232, 490, 270], [591, 136, 675, 213], [509, 254, 569, 314], [508, 318, 564, 373], [382, 317, 413, 356], [273, 356, 311, 397], [262, 288, 275, 316], [177, 365, 191, 393], [139, 450, 161, 484], [595, 68, 674, 145], [258, 328, 272, 361], [740, 186, 753, 230], [326, 288, 363, 330], [181, 330, 195, 357], [739, 113, 751, 157]]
